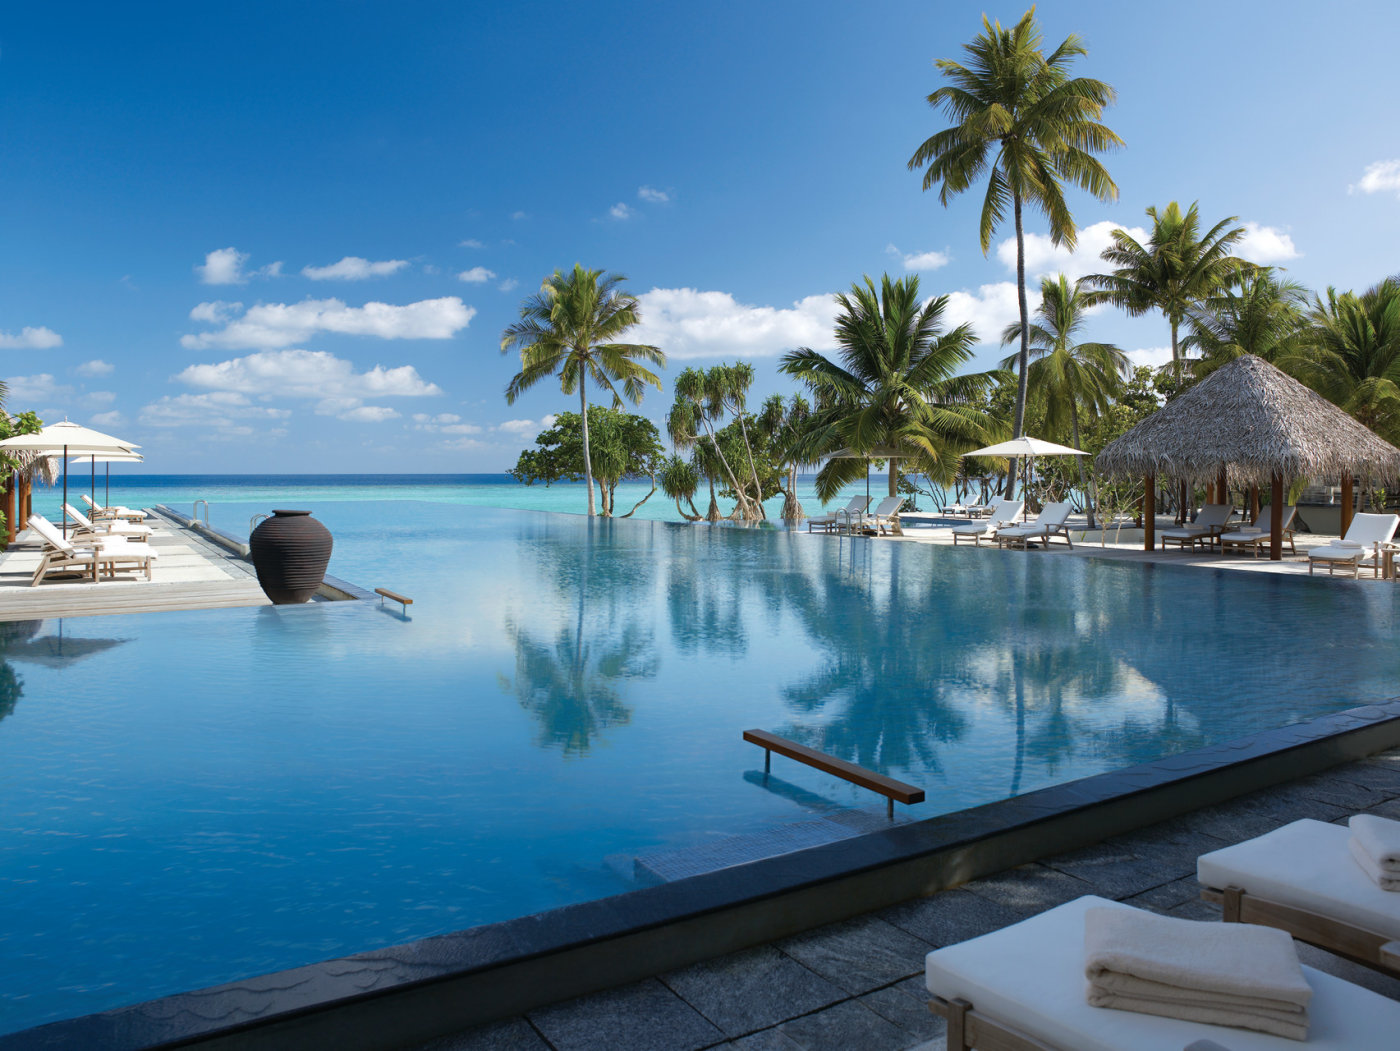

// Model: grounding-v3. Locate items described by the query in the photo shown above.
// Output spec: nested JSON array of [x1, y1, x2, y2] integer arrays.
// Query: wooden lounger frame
[[996, 523, 1074, 550], [1201, 883, 1400, 976], [1219, 528, 1297, 558], [928, 996, 1056, 1051]]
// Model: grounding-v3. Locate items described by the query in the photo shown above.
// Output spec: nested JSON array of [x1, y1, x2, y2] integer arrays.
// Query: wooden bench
[[743, 729, 925, 818], [375, 588, 413, 611]]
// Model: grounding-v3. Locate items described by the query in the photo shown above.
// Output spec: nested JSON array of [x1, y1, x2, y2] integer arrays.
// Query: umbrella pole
[[62, 445, 68, 537], [106, 464, 111, 508], [91, 461, 96, 510]]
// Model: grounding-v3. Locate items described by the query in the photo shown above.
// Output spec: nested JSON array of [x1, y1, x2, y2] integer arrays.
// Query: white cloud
[[196, 247, 282, 285], [1351, 159, 1400, 197], [638, 186, 670, 203], [189, 300, 243, 324], [302, 256, 409, 281], [82, 391, 116, 408], [497, 418, 540, 435], [1234, 222, 1299, 264], [442, 436, 489, 451], [498, 278, 519, 293], [941, 282, 1028, 344], [609, 202, 633, 220], [0, 326, 63, 349], [178, 349, 442, 403], [1126, 346, 1174, 370], [541, 413, 556, 428], [412, 412, 483, 435], [75, 359, 114, 376], [458, 266, 496, 283], [510, 211, 528, 221], [459, 238, 485, 248], [996, 220, 1151, 282], [139, 391, 293, 430], [412, 412, 462, 424], [89, 410, 126, 428], [335, 405, 400, 423], [632, 288, 839, 359], [3, 373, 71, 403], [885, 243, 951, 271], [181, 296, 475, 350]]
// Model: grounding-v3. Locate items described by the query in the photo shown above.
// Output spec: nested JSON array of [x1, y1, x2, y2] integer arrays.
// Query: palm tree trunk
[[579, 383, 596, 517], [735, 413, 766, 520], [1170, 317, 1181, 384], [1007, 192, 1031, 498], [1070, 406, 1095, 529], [888, 459, 898, 498], [705, 477, 721, 523], [700, 419, 752, 519]]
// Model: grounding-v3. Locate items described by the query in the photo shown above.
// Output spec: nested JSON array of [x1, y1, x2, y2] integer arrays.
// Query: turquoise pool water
[[1, 501, 1395, 1034]]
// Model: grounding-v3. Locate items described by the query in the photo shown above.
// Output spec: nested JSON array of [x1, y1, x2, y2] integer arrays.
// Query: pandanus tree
[[755, 393, 814, 522], [1291, 277, 1400, 444], [668, 364, 766, 520], [780, 273, 999, 502], [997, 273, 1127, 527], [1084, 201, 1250, 382], [1183, 267, 1310, 376], [501, 264, 666, 516], [908, 7, 1121, 492]]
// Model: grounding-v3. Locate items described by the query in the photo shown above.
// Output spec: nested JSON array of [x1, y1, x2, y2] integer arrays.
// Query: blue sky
[[2, 1, 1398, 473]]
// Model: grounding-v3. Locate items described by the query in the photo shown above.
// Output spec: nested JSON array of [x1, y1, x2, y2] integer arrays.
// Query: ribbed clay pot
[[249, 510, 333, 604]]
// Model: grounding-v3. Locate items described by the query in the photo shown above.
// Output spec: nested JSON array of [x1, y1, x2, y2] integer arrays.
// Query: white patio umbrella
[[962, 436, 1088, 513], [63, 451, 144, 512], [0, 420, 140, 536]]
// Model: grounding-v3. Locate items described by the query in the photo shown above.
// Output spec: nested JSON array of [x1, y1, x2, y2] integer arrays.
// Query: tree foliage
[[510, 407, 664, 517]]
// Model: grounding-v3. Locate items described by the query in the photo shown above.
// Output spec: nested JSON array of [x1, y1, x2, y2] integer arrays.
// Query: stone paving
[[410, 748, 1400, 1051]]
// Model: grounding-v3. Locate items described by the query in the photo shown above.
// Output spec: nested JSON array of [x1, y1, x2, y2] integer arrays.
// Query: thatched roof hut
[[1094, 355, 1400, 557], [1096, 355, 1400, 487]]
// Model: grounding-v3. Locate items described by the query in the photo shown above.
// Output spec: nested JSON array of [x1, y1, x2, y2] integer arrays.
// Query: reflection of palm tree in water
[[0, 620, 36, 724], [502, 519, 660, 756]]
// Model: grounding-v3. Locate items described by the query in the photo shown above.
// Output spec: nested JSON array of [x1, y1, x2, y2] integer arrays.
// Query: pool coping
[[9, 696, 1400, 1050]]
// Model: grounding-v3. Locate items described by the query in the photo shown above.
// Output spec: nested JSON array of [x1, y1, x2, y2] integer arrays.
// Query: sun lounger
[[64, 503, 152, 542], [852, 495, 904, 536], [1159, 504, 1234, 551], [81, 493, 148, 522], [1198, 817, 1400, 977], [925, 894, 1400, 1050], [1219, 507, 1297, 558], [1307, 512, 1400, 578], [806, 495, 870, 533], [995, 501, 1074, 549], [951, 499, 1023, 546], [28, 515, 158, 584]]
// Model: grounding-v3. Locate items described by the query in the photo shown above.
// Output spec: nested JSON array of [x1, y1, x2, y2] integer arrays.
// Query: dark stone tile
[[1178, 791, 1347, 843], [777, 916, 930, 996], [663, 946, 845, 1037], [879, 888, 1026, 948], [1163, 896, 1221, 921], [777, 999, 912, 1050], [407, 1018, 550, 1051], [1107, 820, 1231, 881], [528, 978, 723, 1051], [1362, 798, 1400, 821], [1284, 772, 1388, 811], [729, 1031, 805, 1050], [961, 862, 1095, 912], [1123, 877, 1207, 915], [1042, 839, 1173, 898], [1329, 759, 1400, 796], [860, 983, 945, 1042]]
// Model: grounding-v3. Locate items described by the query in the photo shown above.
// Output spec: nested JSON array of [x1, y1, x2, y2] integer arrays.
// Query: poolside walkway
[[0, 510, 270, 621], [410, 748, 1400, 1051]]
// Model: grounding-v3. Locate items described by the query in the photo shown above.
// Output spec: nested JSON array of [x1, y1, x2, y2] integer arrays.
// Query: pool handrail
[[743, 728, 925, 818]]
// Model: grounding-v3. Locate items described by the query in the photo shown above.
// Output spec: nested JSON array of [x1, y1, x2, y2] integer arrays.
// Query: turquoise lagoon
[[0, 493, 1395, 1034]]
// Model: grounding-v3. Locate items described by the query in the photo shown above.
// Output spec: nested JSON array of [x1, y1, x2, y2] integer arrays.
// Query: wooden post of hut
[[1341, 471, 1354, 536], [1249, 485, 1259, 524], [1270, 472, 1285, 561], [1217, 467, 1228, 510], [1142, 473, 1155, 551], [2, 469, 13, 545], [17, 472, 30, 531]]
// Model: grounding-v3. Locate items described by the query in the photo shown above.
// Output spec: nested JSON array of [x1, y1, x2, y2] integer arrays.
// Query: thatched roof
[[1095, 355, 1400, 486]]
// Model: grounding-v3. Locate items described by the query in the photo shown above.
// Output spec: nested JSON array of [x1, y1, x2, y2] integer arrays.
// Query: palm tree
[[780, 273, 998, 502], [668, 366, 762, 519], [998, 273, 1126, 527], [1291, 278, 1400, 444], [1182, 267, 1309, 375], [908, 8, 1121, 489], [501, 264, 666, 516], [1084, 201, 1249, 381]]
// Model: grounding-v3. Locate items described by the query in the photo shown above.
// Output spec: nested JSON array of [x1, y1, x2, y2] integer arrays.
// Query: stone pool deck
[[412, 748, 1400, 1051]]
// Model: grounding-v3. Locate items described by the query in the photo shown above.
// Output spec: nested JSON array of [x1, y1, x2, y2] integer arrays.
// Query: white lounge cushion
[[924, 895, 1400, 1051], [1197, 819, 1400, 941], [950, 520, 996, 535], [1161, 526, 1211, 538], [1308, 546, 1370, 563]]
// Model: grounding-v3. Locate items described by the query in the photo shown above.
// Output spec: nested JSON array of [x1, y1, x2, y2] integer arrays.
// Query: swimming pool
[[1, 502, 1395, 1033]]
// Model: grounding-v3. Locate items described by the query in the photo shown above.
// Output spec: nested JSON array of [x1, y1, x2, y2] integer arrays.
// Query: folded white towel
[[1348, 835, 1400, 891], [1332, 539, 1365, 550], [1349, 814, 1400, 872], [1084, 906, 1311, 1041]]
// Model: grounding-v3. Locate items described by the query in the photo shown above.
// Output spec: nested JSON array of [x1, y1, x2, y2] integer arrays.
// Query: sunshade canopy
[[964, 436, 1088, 458], [0, 419, 140, 454]]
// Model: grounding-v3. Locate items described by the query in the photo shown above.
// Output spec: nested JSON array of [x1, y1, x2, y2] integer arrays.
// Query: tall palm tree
[[780, 273, 998, 502], [1085, 201, 1249, 381], [1291, 277, 1400, 443], [501, 264, 666, 516], [908, 7, 1121, 489], [998, 273, 1126, 527], [1182, 267, 1309, 376]]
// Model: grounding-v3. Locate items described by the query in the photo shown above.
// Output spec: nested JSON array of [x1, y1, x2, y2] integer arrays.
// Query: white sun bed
[[806, 495, 870, 533], [950, 499, 1023, 546], [1219, 507, 1297, 558], [81, 493, 148, 522], [1159, 504, 1234, 551], [995, 501, 1074, 549], [64, 502, 152, 542], [1197, 817, 1400, 976], [28, 515, 158, 584], [1308, 512, 1400, 577], [26, 516, 101, 585], [925, 894, 1400, 1051], [852, 495, 904, 536]]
